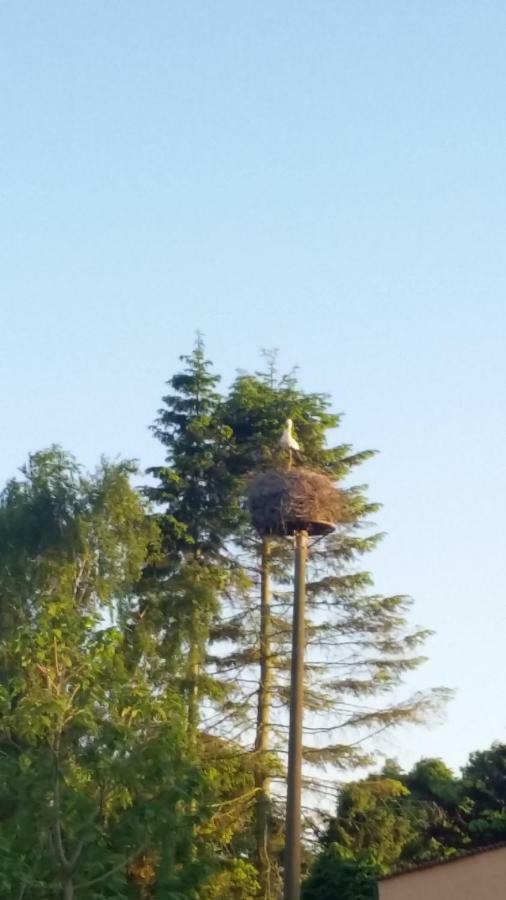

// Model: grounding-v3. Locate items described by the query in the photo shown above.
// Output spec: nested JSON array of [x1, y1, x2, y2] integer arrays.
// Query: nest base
[[247, 468, 340, 538]]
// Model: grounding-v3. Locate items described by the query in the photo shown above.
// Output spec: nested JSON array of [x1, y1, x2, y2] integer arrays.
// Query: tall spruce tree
[[212, 362, 351, 898], [145, 340, 259, 895], [146, 337, 240, 744], [208, 361, 447, 898]]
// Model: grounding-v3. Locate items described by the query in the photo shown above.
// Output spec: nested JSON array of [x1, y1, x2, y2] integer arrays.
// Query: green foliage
[[146, 337, 238, 560], [145, 339, 243, 743], [317, 744, 506, 883], [0, 449, 210, 899], [219, 361, 346, 477], [301, 845, 378, 900], [145, 341, 259, 890], [462, 743, 506, 843], [327, 779, 414, 869], [199, 859, 259, 900]]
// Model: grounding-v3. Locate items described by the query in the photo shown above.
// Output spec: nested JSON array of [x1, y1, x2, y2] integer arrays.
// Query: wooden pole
[[256, 537, 274, 897], [283, 530, 307, 900]]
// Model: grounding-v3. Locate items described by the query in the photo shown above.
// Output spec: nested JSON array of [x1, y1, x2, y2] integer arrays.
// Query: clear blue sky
[[2, 1, 506, 775]]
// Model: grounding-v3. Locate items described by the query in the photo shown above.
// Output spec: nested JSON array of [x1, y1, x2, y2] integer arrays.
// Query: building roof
[[379, 841, 506, 881]]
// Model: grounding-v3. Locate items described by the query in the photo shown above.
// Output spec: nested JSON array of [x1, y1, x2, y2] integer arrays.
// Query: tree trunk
[[255, 537, 274, 898], [62, 876, 74, 900], [154, 837, 176, 897], [187, 639, 200, 751], [182, 636, 200, 866]]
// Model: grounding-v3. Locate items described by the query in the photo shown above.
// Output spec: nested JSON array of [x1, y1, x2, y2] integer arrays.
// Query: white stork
[[279, 418, 302, 468]]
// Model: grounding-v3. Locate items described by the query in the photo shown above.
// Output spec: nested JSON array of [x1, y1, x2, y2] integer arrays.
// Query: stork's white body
[[279, 418, 300, 451]]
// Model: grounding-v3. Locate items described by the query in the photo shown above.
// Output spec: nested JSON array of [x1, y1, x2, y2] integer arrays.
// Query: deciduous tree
[[0, 449, 209, 899]]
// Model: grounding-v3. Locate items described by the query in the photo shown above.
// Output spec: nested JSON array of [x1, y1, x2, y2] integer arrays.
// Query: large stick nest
[[247, 468, 343, 537]]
